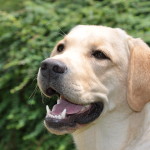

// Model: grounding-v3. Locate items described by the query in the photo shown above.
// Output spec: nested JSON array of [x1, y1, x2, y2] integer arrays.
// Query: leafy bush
[[0, 0, 149, 149]]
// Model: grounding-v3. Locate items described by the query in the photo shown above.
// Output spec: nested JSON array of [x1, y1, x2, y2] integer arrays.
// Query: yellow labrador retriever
[[37, 25, 150, 150]]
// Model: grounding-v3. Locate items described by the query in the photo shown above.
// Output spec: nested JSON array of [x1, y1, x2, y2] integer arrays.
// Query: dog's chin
[[44, 120, 79, 135], [43, 87, 104, 135]]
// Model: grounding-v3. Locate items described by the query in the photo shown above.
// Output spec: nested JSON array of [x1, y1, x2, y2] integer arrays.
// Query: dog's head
[[37, 25, 150, 135]]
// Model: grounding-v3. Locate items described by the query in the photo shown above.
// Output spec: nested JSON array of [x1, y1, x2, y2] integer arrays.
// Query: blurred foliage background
[[0, 0, 149, 149]]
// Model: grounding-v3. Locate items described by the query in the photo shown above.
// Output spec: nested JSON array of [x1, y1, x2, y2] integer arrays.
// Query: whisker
[[30, 73, 38, 86], [58, 27, 66, 37], [58, 32, 65, 37], [28, 84, 38, 101]]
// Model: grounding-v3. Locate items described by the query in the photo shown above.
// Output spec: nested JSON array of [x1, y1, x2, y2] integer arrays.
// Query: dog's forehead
[[67, 25, 118, 41]]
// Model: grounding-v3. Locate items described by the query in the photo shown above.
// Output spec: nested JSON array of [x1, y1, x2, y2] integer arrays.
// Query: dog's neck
[[73, 102, 150, 150]]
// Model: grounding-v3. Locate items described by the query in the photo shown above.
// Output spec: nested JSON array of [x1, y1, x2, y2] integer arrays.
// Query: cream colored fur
[[40, 25, 150, 150]]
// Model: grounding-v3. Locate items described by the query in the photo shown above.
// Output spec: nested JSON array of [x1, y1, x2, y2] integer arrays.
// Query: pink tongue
[[52, 98, 84, 115]]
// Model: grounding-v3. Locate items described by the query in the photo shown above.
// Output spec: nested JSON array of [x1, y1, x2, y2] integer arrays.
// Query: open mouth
[[44, 87, 104, 131]]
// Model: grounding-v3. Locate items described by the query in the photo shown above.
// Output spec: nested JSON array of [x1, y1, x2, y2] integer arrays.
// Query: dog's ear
[[127, 38, 150, 111]]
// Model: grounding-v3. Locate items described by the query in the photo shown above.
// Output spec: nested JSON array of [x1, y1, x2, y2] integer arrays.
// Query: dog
[[37, 25, 150, 150]]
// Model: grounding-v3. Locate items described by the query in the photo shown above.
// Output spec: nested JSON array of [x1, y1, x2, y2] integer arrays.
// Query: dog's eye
[[57, 44, 64, 52], [92, 50, 109, 60]]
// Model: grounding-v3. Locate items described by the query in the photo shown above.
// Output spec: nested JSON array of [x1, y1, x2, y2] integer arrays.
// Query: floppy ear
[[128, 38, 150, 111]]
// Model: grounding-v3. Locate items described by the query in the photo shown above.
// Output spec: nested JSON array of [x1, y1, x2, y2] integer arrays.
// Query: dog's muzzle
[[38, 58, 104, 133]]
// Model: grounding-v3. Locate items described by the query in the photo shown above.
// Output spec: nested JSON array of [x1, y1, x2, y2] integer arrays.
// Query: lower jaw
[[44, 121, 80, 135], [44, 102, 104, 134]]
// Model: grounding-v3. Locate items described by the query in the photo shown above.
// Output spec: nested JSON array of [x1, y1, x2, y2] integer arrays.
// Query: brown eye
[[92, 50, 110, 60], [57, 44, 64, 52]]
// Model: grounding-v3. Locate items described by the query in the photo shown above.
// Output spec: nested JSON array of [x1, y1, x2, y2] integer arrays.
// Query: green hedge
[[0, 0, 149, 149]]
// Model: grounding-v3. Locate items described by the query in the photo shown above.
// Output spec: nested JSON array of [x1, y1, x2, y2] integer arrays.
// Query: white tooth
[[46, 105, 51, 114], [50, 114, 54, 118], [57, 100, 61, 104], [85, 105, 90, 108], [48, 113, 51, 117], [81, 105, 90, 112], [61, 109, 66, 119], [48, 113, 60, 119], [58, 115, 62, 119], [55, 115, 58, 119], [47, 112, 65, 119]]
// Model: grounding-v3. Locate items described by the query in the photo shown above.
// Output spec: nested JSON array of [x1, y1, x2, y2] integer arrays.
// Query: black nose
[[40, 59, 67, 75]]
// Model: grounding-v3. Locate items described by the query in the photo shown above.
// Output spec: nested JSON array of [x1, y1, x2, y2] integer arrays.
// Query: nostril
[[52, 65, 66, 74], [41, 62, 48, 70]]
